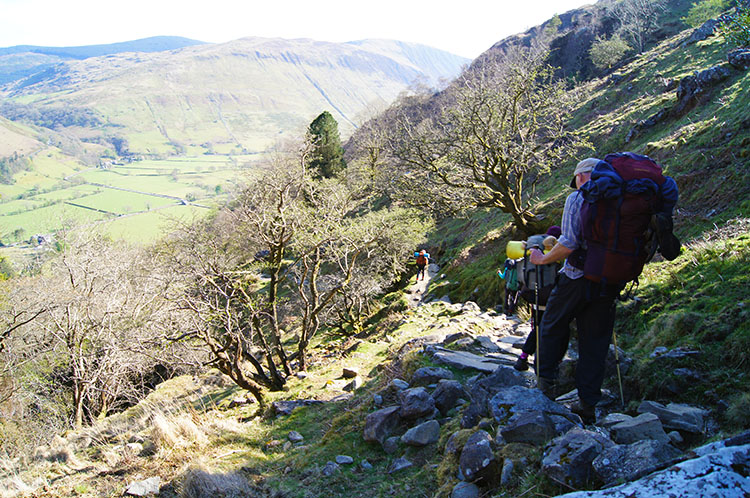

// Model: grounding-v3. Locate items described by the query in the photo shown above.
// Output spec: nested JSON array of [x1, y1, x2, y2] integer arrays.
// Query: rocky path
[[406, 263, 440, 308], [357, 298, 744, 497]]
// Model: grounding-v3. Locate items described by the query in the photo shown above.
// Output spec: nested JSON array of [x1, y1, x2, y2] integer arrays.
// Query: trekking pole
[[611, 330, 625, 407], [533, 249, 541, 383]]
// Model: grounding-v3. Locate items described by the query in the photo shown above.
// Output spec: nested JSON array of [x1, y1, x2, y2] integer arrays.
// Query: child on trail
[[415, 249, 430, 281]]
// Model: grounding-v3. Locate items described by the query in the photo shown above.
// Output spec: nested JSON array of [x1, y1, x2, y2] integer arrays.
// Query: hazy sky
[[1, 0, 592, 58]]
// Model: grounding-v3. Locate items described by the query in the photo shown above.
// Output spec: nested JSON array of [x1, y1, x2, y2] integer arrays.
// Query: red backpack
[[578, 153, 673, 285]]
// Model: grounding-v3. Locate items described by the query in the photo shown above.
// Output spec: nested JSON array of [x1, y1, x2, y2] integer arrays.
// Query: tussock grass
[[151, 410, 208, 451], [177, 467, 257, 498]]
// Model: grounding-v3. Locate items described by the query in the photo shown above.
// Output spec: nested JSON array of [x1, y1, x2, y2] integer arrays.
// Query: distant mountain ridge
[[0, 36, 207, 58], [0, 37, 469, 156], [0, 36, 207, 85]]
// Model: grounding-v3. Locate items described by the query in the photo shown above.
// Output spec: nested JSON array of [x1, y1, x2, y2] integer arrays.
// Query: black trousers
[[538, 274, 618, 406], [521, 307, 544, 356]]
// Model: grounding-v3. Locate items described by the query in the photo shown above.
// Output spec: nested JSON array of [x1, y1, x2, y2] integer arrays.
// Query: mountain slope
[[0, 38, 469, 156], [0, 36, 207, 85]]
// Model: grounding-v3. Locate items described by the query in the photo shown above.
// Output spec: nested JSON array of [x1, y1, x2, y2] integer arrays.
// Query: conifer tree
[[307, 111, 346, 178]]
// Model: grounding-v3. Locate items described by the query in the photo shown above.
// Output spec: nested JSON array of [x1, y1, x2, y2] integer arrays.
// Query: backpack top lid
[[576, 152, 680, 285], [604, 152, 665, 184], [581, 153, 667, 204]]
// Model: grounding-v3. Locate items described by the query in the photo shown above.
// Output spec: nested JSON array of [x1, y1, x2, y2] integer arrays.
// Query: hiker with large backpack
[[510, 225, 563, 372], [528, 153, 679, 423], [414, 249, 430, 281]]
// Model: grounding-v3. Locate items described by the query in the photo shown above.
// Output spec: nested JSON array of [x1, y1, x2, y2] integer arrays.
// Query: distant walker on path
[[415, 249, 430, 281]]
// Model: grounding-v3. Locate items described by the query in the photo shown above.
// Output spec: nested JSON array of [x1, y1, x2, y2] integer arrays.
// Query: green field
[[100, 204, 211, 242], [0, 203, 110, 238], [70, 190, 178, 214], [0, 155, 259, 244]]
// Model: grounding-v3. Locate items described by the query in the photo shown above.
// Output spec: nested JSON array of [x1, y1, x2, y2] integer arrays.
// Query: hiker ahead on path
[[514, 225, 562, 372], [528, 158, 620, 424], [415, 249, 430, 281]]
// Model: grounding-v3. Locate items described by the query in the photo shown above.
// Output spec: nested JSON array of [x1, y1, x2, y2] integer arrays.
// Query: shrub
[[726, 392, 750, 428], [683, 0, 731, 28], [590, 34, 631, 71], [722, 2, 750, 47]]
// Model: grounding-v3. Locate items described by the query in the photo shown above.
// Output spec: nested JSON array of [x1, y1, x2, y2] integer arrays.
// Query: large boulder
[[542, 427, 615, 488], [673, 65, 732, 116], [637, 400, 709, 434], [592, 439, 683, 486], [401, 420, 441, 447], [488, 385, 580, 435], [682, 18, 720, 46], [363, 406, 401, 444], [399, 387, 436, 419], [433, 379, 470, 415], [609, 412, 670, 445], [459, 430, 499, 484], [555, 435, 750, 497], [500, 410, 557, 446], [461, 367, 530, 428], [729, 49, 750, 71], [410, 366, 454, 386]]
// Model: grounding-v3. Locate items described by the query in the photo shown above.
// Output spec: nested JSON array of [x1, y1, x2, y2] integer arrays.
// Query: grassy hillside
[[428, 23, 749, 310]]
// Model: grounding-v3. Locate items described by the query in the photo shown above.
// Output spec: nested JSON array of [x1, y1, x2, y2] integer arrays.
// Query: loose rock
[[363, 406, 401, 444], [272, 400, 323, 417], [459, 430, 498, 484], [451, 481, 480, 498], [399, 387, 436, 419], [288, 431, 304, 443], [401, 420, 441, 446], [500, 410, 556, 446], [125, 477, 161, 496], [593, 439, 682, 485], [342, 367, 359, 378], [388, 457, 413, 474], [637, 400, 708, 434], [411, 366, 454, 386], [433, 379, 470, 415], [321, 461, 340, 476], [500, 458, 514, 486], [383, 436, 401, 455], [609, 413, 670, 444], [390, 379, 410, 390], [542, 427, 615, 488]]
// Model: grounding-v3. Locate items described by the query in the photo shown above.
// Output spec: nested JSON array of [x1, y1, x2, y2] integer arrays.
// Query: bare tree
[[3, 231, 176, 429], [161, 209, 289, 408], [612, 0, 668, 53], [387, 45, 585, 234]]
